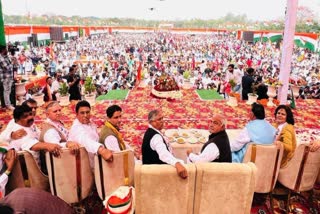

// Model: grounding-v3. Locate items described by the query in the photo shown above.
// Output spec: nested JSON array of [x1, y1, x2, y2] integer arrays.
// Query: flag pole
[[278, 0, 298, 105], [0, 0, 6, 46]]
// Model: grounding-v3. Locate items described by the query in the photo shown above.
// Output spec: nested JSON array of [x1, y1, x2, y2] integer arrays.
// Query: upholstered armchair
[[45, 147, 94, 204], [193, 163, 256, 214], [277, 144, 320, 212], [6, 150, 49, 194], [243, 144, 284, 213], [134, 164, 196, 214], [94, 150, 135, 200]]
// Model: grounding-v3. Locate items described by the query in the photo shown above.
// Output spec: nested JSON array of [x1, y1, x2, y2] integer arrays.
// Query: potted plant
[[247, 84, 258, 105], [14, 76, 28, 104], [84, 76, 96, 106], [58, 82, 70, 106], [30, 83, 45, 106]]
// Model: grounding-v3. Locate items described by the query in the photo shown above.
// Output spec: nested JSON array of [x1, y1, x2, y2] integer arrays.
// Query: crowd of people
[[0, 31, 320, 212], [1, 31, 319, 108]]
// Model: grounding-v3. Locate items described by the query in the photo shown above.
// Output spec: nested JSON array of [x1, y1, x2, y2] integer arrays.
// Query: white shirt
[[43, 128, 67, 148], [188, 143, 219, 163], [149, 125, 184, 166], [0, 119, 15, 143], [0, 153, 9, 197], [9, 123, 40, 164], [104, 135, 133, 153], [68, 119, 103, 168], [51, 80, 60, 92], [229, 128, 251, 152]]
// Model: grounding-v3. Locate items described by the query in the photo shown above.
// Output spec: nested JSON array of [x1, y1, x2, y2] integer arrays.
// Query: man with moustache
[[0, 99, 38, 143], [5, 105, 62, 164]]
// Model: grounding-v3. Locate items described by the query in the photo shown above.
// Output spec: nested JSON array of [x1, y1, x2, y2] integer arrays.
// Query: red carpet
[[1, 87, 319, 213]]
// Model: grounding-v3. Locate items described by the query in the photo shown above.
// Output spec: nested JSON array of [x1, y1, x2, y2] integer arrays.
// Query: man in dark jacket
[[142, 109, 188, 179], [186, 114, 231, 163]]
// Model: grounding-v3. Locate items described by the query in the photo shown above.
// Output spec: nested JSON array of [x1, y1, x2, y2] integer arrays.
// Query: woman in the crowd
[[273, 105, 296, 167]]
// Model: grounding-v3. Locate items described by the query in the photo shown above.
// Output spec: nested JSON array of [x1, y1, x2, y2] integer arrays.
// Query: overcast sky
[[2, 0, 319, 21]]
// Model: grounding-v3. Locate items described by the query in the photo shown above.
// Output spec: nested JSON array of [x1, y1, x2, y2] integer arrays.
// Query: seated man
[[0, 148, 16, 198], [99, 105, 127, 152], [142, 109, 188, 179], [186, 114, 231, 163], [40, 101, 80, 154], [231, 102, 277, 163], [4, 105, 62, 165], [68, 101, 113, 168], [0, 99, 38, 143]]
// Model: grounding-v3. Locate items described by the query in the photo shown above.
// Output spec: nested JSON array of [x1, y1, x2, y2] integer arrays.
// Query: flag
[[137, 61, 142, 82], [290, 87, 296, 109], [0, 1, 6, 46]]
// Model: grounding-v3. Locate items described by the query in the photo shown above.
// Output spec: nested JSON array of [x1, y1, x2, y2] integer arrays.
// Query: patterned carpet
[[1, 87, 319, 213]]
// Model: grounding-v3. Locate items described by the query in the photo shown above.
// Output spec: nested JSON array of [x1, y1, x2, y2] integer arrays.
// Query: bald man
[[187, 114, 231, 163]]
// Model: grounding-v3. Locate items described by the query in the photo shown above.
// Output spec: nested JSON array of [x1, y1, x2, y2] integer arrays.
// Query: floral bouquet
[[265, 77, 282, 87]]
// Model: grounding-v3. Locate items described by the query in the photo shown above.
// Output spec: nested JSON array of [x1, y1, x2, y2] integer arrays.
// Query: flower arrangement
[[154, 74, 179, 92], [228, 79, 236, 88], [289, 78, 307, 86], [265, 77, 283, 87], [29, 83, 43, 95]]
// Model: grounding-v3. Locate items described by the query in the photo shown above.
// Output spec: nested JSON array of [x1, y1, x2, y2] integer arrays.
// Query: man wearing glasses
[[142, 109, 188, 179], [186, 114, 231, 163], [68, 100, 113, 168]]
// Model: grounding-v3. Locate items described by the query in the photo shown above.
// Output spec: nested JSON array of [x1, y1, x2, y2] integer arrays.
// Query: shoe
[[6, 105, 15, 110]]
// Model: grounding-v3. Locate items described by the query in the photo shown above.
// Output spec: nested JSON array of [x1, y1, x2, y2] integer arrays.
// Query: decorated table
[[163, 128, 320, 163], [151, 74, 182, 99], [164, 129, 241, 163]]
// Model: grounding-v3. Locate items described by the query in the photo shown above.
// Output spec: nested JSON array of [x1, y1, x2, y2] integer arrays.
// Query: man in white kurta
[[68, 100, 113, 168], [40, 101, 80, 153], [3, 105, 63, 165], [0, 99, 38, 143]]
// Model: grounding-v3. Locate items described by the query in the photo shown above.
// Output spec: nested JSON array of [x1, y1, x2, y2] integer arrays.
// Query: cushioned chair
[[45, 147, 94, 204], [243, 144, 284, 213], [277, 144, 320, 212], [6, 150, 49, 194], [134, 164, 196, 214], [94, 150, 135, 200], [193, 163, 256, 214]]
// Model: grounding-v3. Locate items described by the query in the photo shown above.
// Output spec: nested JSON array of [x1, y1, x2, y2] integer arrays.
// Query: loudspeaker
[[50, 27, 63, 41], [32, 34, 38, 47], [242, 31, 254, 43], [27, 36, 33, 45]]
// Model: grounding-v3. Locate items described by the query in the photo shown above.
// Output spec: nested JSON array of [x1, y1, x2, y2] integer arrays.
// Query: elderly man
[[5, 105, 62, 164], [39, 101, 80, 153], [186, 114, 231, 163], [142, 109, 188, 179], [231, 102, 277, 162], [68, 101, 113, 167], [0, 99, 38, 143]]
